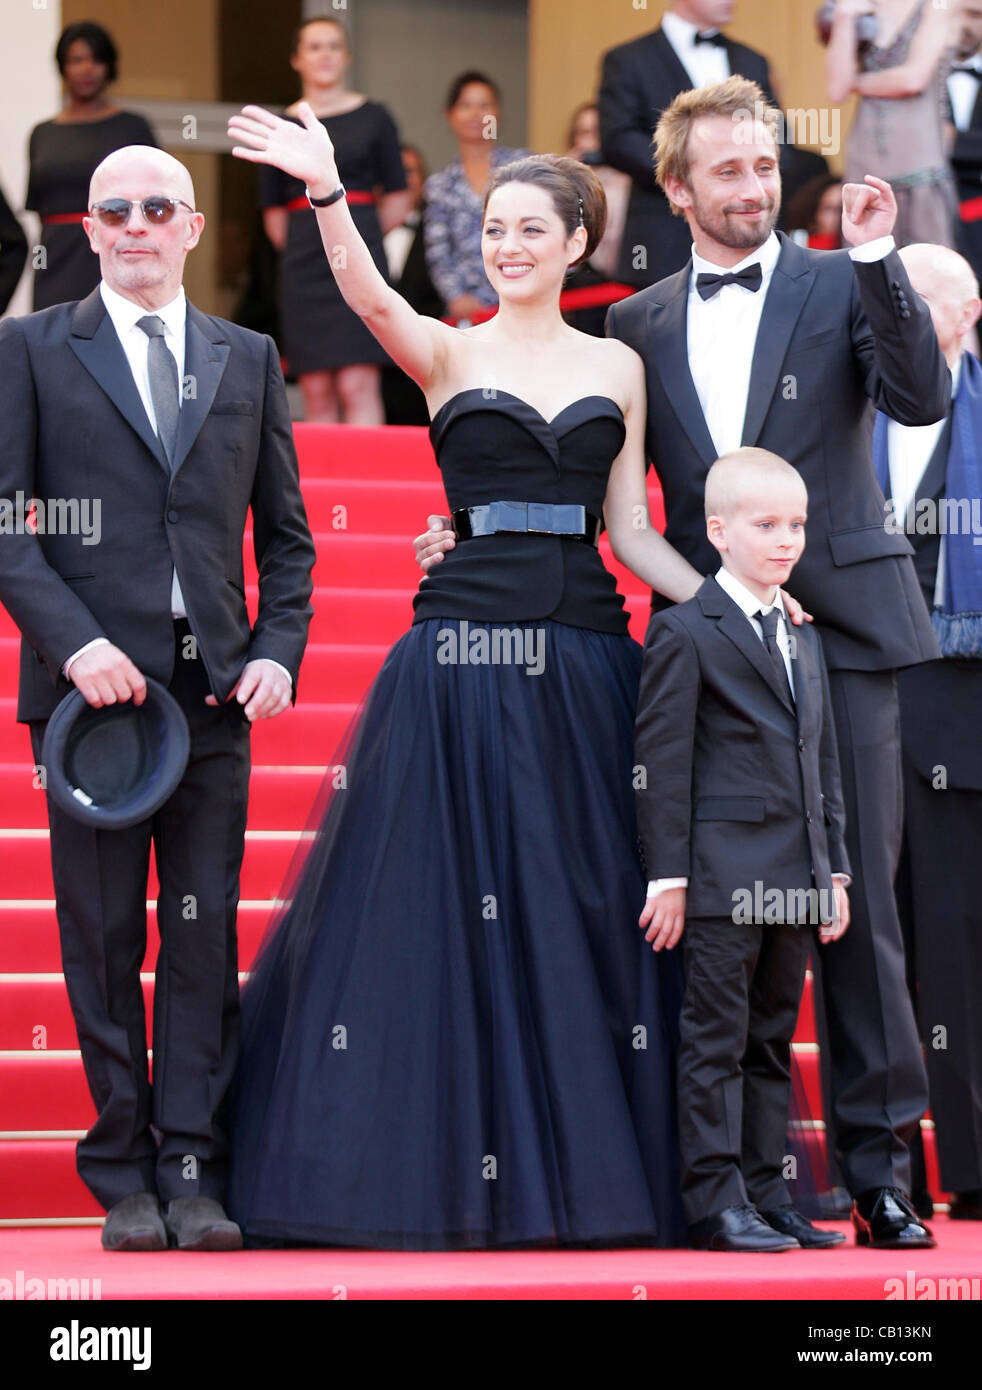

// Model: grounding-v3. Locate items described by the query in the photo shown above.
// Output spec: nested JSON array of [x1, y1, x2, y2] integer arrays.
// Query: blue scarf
[[874, 352, 982, 657]]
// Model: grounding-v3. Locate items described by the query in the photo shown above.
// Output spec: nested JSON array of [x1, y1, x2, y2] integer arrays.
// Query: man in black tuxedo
[[875, 243, 982, 1223], [948, 1, 982, 286], [635, 449, 850, 1251], [598, 1, 776, 287], [0, 146, 316, 1250], [607, 77, 949, 1248]]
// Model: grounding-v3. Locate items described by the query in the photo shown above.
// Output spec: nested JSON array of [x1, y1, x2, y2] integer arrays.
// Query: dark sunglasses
[[88, 196, 196, 226]]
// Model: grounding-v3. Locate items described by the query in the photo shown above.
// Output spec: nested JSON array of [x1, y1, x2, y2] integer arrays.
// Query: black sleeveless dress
[[225, 391, 687, 1249]]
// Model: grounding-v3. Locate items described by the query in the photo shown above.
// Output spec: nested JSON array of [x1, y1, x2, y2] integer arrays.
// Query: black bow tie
[[693, 29, 727, 47], [695, 263, 763, 300]]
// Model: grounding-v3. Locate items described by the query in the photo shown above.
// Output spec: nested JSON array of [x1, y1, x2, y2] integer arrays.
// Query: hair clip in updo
[[577, 195, 584, 228]]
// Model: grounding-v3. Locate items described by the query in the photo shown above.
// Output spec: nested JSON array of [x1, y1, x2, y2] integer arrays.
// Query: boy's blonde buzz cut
[[654, 75, 782, 215], [704, 447, 807, 520]]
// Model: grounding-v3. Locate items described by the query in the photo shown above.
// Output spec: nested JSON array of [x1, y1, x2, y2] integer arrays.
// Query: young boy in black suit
[[635, 447, 851, 1252]]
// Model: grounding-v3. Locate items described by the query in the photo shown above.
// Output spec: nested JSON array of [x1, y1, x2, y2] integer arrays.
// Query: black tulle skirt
[[225, 618, 688, 1249]]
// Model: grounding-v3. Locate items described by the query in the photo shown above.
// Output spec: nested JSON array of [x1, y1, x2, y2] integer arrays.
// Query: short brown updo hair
[[482, 155, 606, 269]]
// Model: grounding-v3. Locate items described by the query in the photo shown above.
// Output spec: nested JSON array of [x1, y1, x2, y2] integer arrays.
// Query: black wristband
[[306, 183, 346, 208]]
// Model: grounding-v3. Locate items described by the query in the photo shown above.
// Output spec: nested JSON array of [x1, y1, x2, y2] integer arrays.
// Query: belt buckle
[[526, 502, 552, 534]]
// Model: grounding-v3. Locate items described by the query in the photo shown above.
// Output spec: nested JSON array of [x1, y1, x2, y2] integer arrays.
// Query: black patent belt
[[451, 501, 602, 546]]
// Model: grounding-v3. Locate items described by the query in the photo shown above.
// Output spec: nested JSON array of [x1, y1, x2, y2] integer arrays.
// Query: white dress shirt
[[647, 568, 849, 896], [63, 281, 291, 691], [886, 356, 961, 529], [948, 57, 982, 133], [661, 9, 732, 88], [688, 232, 782, 458], [687, 234, 897, 459]]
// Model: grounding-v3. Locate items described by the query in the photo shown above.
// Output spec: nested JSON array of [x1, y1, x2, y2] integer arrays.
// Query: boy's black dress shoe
[[689, 1203, 800, 1252], [162, 1196, 243, 1251], [851, 1187, 936, 1248], [949, 1191, 982, 1220], [101, 1192, 168, 1252], [760, 1205, 846, 1247]]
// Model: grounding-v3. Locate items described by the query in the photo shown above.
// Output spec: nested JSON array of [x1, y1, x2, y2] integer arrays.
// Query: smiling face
[[665, 114, 781, 263], [84, 148, 204, 308], [481, 181, 587, 302], [708, 472, 807, 604], [62, 37, 110, 103], [291, 20, 350, 87]]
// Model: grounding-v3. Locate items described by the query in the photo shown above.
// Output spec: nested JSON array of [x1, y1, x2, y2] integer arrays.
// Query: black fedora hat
[[41, 678, 191, 829]]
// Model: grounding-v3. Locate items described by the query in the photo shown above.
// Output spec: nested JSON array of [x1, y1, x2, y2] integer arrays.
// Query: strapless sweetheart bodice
[[413, 390, 632, 634]]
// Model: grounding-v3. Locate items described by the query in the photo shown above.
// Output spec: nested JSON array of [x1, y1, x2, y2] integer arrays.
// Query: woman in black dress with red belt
[[261, 16, 409, 424], [26, 21, 156, 311]]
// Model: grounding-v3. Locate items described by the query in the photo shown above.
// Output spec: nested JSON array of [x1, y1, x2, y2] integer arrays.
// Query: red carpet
[[2, 1220, 981, 1300], [0, 422, 973, 1297]]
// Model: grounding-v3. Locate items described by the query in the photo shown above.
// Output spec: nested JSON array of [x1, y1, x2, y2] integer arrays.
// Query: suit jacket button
[[798, 737, 805, 750], [805, 811, 813, 823], [890, 279, 901, 289], [167, 509, 179, 523], [900, 308, 911, 319]]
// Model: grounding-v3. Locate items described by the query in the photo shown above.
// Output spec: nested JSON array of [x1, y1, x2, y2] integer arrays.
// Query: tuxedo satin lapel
[[171, 308, 231, 475], [647, 279, 719, 466], [741, 240, 817, 447], [717, 604, 796, 715], [68, 294, 168, 471]]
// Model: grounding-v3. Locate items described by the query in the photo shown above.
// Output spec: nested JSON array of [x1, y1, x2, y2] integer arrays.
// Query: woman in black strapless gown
[[225, 103, 709, 1249]]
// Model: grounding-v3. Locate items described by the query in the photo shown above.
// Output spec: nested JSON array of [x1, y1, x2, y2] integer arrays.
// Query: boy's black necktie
[[137, 315, 180, 468], [756, 607, 793, 702]]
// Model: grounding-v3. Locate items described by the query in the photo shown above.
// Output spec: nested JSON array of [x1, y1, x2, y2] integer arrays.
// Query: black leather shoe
[[949, 1190, 982, 1221], [101, 1192, 168, 1252], [851, 1187, 936, 1249], [761, 1205, 846, 1248], [910, 1188, 934, 1221], [689, 1202, 800, 1252], [162, 1196, 243, 1251]]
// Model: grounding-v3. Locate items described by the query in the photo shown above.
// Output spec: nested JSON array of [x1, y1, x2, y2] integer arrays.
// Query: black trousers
[[811, 668, 929, 1197], [30, 624, 251, 1209], [678, 915, 810, 1225], [896, 665, 982, 1194]]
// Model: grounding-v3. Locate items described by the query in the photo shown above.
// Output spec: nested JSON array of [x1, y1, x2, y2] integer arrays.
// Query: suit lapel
[[68, 289, 168, 471], [699, 578, 796, 715], [650, 26, 697, 90], [741, 234, 818, 447], [171, 305, 231, 475], [646, 271, 719, 466]]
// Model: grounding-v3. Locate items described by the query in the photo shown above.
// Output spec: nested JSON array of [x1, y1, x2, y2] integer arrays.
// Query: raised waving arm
[[228, 103, 452, 388]]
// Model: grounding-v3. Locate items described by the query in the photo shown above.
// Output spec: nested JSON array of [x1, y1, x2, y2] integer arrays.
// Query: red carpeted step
[[0, 760, 330, 833], [294, 422, 438, 480], [0, 832, 311, 902], [0, 976, 153, 1051], [285, 478, 448, 535], [0, 698, 359, 764], [0, 902, 277, 974], [1, 1055, 97, 1130], [0, 1143, 102, 1220]]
